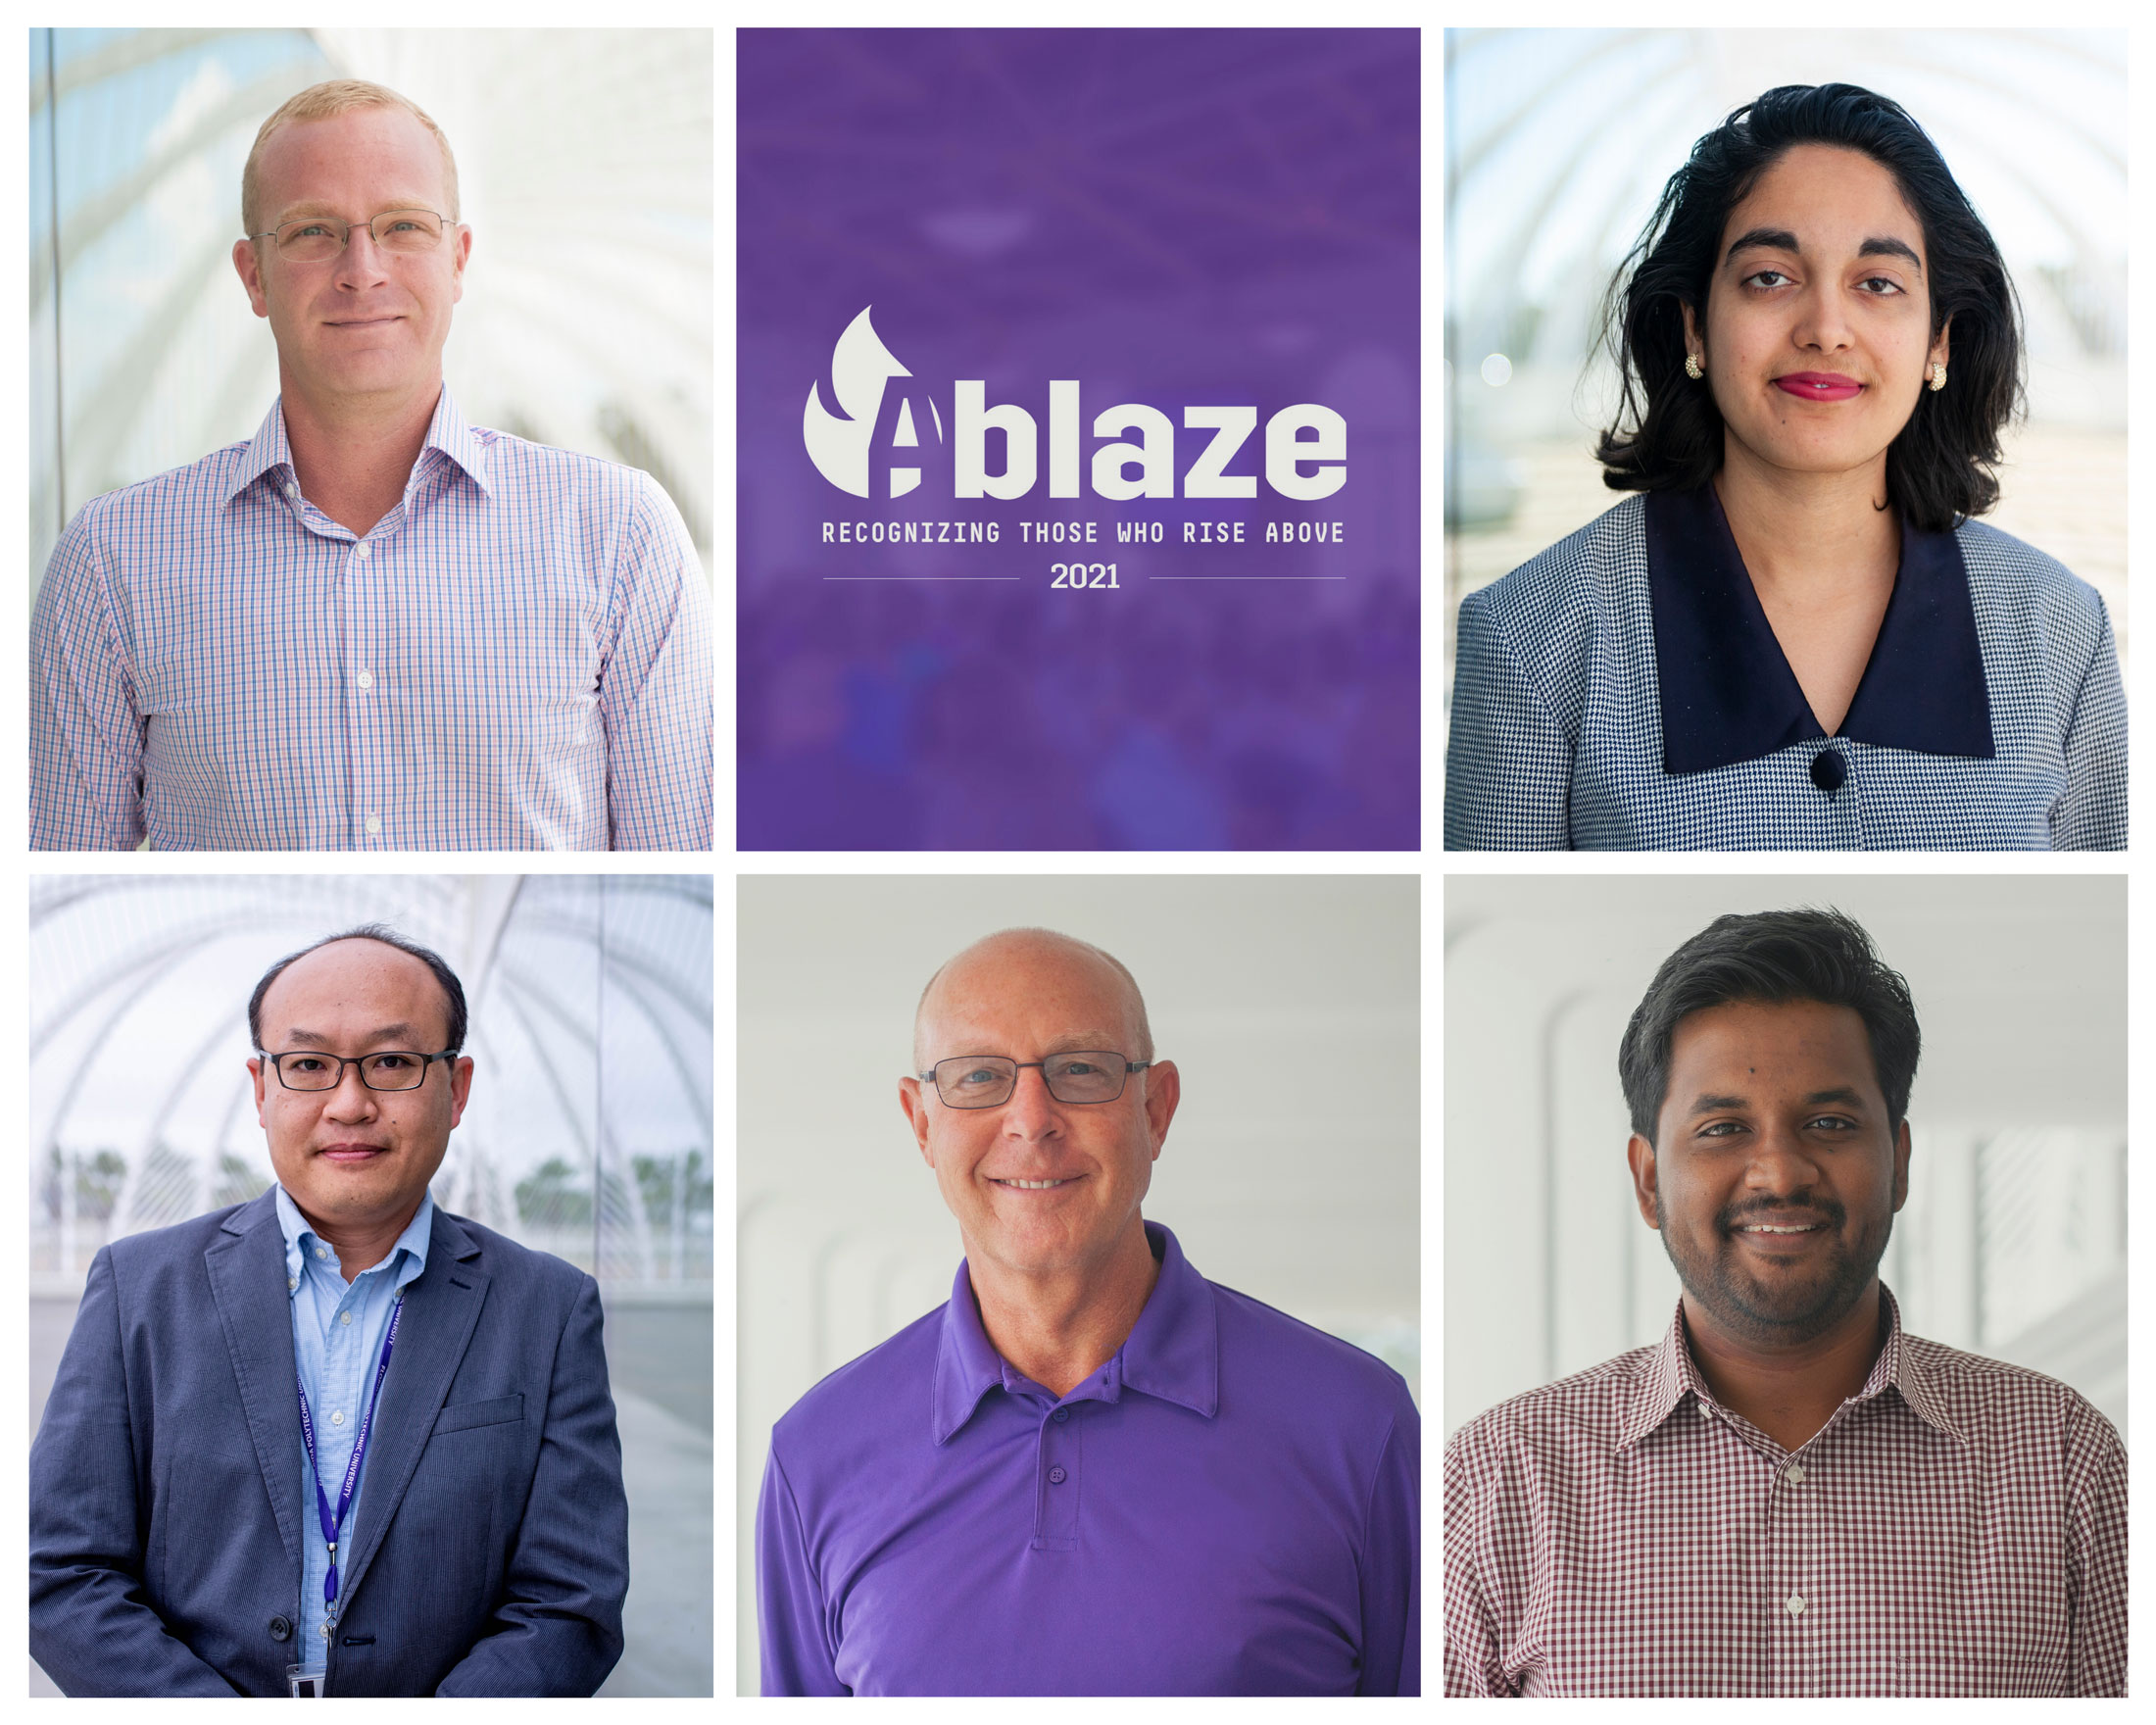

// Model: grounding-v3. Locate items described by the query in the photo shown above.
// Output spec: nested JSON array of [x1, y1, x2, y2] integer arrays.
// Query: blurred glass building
[[1445, 28, 2127, 695], [28, 873, 713, 1697], [28, 26, 712, 589]]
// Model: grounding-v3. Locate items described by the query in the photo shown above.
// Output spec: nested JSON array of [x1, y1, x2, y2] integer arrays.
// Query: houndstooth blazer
[[1444, 489, 2126, 851]]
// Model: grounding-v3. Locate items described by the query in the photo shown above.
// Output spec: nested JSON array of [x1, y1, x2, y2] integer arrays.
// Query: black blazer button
[[1810, 748, 1846, 793], [270, 1616, 292, 1642]]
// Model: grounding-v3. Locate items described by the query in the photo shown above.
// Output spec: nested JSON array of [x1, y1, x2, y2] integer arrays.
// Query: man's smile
[[990, 1175, 1083, 1191]]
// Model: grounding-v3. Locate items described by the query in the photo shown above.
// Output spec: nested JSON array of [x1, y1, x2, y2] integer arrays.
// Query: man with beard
[[1443, 909, 2126, 1698]]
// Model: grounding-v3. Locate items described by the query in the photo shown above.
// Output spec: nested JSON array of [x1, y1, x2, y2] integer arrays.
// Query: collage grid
[[8, 15, 2146, 1704]]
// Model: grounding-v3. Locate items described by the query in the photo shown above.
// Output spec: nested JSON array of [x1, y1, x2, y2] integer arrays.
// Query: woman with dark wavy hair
[[1445, 83, 2125, 851]]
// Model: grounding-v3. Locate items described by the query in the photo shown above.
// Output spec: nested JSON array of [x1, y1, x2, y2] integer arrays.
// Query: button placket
[[343, 534, 390, 846], [1835, 748, 1866, 846], [1032, 1404, 1081, 1551], [1771, 1441, 1823, 1695]]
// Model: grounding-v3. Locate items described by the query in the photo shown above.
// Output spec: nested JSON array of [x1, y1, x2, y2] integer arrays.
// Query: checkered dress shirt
[[29, 389, 711, 851], [1445, 495, 2127, 850], [1444, 1288, 2128, 1696]]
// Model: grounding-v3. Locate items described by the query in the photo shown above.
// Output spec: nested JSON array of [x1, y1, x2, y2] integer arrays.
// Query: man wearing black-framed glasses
[[30, 925, 629, 1696], [755, 927, 1420, 1697]]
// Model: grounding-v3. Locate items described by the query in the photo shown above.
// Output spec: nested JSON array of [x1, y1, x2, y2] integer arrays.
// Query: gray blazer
[[29, 1190, 629, 1696]]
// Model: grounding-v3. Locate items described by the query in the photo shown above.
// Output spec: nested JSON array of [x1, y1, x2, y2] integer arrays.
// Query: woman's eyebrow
[[1858, 235, 1923, 270], [1724, 225, 1799, 264], [1721, 224, 1924, 272]]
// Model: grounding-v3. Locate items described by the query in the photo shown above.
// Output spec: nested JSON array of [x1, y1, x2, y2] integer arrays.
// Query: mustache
[[1718, 1197, 1846, 1232]]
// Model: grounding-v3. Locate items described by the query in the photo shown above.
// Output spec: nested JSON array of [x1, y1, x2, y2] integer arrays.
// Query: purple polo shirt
[[757, 1221, 1420, 1696]]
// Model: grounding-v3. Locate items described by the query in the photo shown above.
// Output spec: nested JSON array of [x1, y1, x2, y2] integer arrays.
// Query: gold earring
[[1685, 353, 1703, 380], [1929, 363, 1947, 392]]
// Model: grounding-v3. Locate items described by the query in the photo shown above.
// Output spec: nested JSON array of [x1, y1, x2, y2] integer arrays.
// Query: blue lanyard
[[296, 1294, 403, 1620]]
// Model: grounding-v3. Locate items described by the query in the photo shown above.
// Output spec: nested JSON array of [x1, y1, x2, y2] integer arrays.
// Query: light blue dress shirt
[[274, 1186, 434, 1671]]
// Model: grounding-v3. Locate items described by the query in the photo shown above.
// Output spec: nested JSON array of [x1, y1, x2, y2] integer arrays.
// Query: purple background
[[739, 28, 1419, 850]]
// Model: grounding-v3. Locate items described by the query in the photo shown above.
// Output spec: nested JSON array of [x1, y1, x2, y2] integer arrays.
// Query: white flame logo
[[804, 306, 943, 497]]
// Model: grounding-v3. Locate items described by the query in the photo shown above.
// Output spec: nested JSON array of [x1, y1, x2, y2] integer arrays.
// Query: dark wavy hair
[[1618, 908, 1920, 1143], [1594, 83, 2022, 532]]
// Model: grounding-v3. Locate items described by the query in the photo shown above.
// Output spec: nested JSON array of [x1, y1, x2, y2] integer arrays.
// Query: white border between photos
[[5, 4, 2143, 1714]]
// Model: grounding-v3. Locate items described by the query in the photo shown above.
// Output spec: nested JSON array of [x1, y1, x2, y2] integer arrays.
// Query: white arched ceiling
[[29, 874, 713, 1286], [1446, 28, 2124, 434]]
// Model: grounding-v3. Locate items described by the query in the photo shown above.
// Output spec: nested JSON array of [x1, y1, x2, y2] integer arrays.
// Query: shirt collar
[[1644, 482, 1995, 775], [930, 1219, 1219, 1446], [1618, 1282, 1965, 1451], [275, 1183, 435, 1292], [220, 386, 493, 510]]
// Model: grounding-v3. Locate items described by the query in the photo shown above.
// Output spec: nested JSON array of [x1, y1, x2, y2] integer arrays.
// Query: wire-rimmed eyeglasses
[[917, 1052, 1153, 1109], [247, 208, 453, 263], [259, 1050, 459, 1093]]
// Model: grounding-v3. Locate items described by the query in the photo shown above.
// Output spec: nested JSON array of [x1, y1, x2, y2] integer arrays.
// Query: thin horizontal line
[[821, 576, 1023, 581], [1148, 574, 1348, 580]]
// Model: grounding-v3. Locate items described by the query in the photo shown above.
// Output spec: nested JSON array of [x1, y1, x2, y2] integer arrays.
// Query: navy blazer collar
[[1644, 482, 1995, 775]]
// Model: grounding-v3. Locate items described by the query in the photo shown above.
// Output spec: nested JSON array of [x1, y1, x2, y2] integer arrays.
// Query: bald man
[[754, 929, 1420, 1697]]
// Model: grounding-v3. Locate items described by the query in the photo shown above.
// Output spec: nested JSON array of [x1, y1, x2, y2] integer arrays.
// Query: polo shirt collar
[[930, 1220, 1219, 1445], [1118, 1222, 1220, 1418], [1644, 481, 1995, 775], [220, 385, 493, 509], [1618, 1282, 1965, 1451]]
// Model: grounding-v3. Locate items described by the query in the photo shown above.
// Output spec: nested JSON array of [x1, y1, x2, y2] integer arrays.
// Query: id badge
[[286, 1665, 324, 1698]]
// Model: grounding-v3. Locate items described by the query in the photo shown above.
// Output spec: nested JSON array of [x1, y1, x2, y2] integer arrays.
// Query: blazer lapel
[[336, 1208, 491, 1609], [203, 1189, 307, 1573]]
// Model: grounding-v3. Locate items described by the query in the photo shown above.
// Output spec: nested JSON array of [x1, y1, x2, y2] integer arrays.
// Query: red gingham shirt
[[1444, 1286, 2127, 1696]]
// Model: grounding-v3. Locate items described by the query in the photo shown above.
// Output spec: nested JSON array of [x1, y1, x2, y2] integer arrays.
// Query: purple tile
[[740, 27, 1420, 850]]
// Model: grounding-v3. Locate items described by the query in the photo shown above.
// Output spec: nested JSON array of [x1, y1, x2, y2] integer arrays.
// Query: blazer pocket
[[432, 1393, 525, 1434]]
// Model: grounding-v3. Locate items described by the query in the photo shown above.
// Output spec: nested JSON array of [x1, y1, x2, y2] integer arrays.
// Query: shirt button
[[1787, 1462, 1806, 1484], [1810, 748, 1846, 793], [365, 814, 382, 837], [330, 1410, 346, 1427], [316, 1247, 329, 1260], [1048, 1465, 1068, 1485], [1053, 1408, 1070, 1423], [1786, 1593, 1807, 1617], [355, 542, 370, 559], [269, 1615, 292, 1642], [340, 1310, 353, 1326], [287, 1277, 298, 1292], [357, 669, 374, 690], [284, 483, 300, 500]]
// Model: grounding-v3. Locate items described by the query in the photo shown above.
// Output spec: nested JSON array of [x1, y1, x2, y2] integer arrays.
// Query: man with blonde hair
[[30, 77, 710, 852]]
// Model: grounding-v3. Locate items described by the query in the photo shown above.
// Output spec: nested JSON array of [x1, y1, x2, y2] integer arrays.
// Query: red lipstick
[[1774, 372, 1863, 402]]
